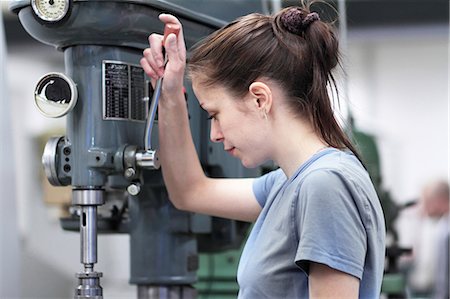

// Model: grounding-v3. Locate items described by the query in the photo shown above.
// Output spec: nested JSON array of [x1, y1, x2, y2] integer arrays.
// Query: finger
[[148, 33, 165, 68], [143, 48, 163, 76], [159, 14, 186, 59], [143, 48, 158, 70], [143, 48, 164, 77], [140, 57, 159, 81], [143, 47, 164, 77]]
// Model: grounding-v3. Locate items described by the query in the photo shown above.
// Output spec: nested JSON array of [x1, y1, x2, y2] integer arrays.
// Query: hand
[[140, 14, 186, 97]]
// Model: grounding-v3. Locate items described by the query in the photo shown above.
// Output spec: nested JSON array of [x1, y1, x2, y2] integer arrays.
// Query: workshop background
[[1, 0, 448, 298]]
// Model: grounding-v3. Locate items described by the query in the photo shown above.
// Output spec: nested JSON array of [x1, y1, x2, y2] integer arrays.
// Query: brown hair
[[188, 2, 361, 161]]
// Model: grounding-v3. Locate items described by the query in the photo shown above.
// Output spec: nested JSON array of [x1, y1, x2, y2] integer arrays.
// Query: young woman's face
[[192, 80, 270, 168]]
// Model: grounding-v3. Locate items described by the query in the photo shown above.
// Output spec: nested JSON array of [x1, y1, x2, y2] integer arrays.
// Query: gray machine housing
[[10, 0, 261, 297]]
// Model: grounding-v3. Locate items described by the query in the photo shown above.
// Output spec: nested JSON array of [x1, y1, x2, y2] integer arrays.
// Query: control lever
[[141, 23, 181, 169], [126, 23, 181, 194]]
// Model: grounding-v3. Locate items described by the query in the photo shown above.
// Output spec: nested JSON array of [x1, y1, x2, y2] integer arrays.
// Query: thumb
[[164, 33, 179, 63]]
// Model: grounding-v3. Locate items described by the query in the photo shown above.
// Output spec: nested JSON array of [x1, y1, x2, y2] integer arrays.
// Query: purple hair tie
[[303, 12, 320, 27], [280, 8, 320, 35]]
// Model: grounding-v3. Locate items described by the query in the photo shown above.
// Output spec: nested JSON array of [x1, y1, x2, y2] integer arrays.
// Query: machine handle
[[144, 23, 180, 152], [139, 23, 181, 172]]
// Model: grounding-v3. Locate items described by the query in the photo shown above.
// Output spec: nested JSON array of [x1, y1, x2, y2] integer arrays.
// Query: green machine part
[[195, 217, 251, 298], [351, 130, 399, 238], [196, 249, 242, 298]]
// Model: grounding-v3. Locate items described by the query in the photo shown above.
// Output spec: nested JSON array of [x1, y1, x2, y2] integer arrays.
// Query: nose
[[210, 120, 224, 143]]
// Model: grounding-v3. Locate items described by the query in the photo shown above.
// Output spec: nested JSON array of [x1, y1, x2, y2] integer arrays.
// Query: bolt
[[63, 147, 71, 156], [127, 184, 140, 196], [63, 164, 71, 172], [124, 168, 136, 178]]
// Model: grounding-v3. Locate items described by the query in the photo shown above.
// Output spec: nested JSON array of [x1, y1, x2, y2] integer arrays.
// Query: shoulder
[[293, 149, 382, 224], [293, 149, 372, 195], [262, 168, 286, 183], [252, 168, 286, 207]]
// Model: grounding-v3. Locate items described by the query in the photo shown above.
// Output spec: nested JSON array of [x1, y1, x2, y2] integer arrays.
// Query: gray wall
[[347, 24, 448, 202]]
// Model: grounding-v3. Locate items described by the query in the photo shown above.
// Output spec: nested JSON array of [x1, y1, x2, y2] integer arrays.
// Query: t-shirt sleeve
[[295, 169, 367, 280], [252, 169, 283, 207]]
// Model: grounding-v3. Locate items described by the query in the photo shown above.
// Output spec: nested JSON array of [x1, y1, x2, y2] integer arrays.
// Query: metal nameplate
[[102, 60, 149, 122]]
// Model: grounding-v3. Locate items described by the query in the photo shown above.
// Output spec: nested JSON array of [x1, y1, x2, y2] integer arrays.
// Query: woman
[[140, 3, 385, 298]]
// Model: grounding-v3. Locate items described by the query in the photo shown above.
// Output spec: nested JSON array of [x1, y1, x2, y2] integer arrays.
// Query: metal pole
[[73, 190, 104, 299], [80, 206, 98, 269]]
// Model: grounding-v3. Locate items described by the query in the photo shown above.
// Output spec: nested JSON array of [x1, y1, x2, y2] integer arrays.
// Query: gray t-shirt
[[237, 148, 386, 298]]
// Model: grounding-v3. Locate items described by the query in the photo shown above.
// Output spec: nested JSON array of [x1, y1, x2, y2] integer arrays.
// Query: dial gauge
[[31, 0, 71, 23]]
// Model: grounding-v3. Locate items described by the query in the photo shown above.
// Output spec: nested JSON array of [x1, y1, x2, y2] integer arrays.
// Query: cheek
[[246, 131, 270, 158], [224, 111, 268, 148], [221, 114, 248, 137]]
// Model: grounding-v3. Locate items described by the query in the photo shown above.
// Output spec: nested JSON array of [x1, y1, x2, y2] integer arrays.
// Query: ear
[[248, 81, 273, 116]]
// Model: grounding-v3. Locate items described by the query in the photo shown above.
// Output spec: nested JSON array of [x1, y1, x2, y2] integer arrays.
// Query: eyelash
[[207, 114, 216, 120]]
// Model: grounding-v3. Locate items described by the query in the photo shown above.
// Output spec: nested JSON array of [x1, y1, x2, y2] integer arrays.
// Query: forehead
[[192, 79, 232, 108]]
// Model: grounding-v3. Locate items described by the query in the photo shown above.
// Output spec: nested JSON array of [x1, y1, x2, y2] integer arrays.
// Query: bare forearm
[[158, 91, 206, 209], [140, 15, 259, 217]]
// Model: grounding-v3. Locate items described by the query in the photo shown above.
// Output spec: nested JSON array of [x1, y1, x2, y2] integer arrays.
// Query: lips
[[225, 147, 236, 155]]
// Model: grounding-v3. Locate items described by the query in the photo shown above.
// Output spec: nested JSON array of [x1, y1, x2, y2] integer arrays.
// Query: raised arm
[[140, 14, 261, 222]]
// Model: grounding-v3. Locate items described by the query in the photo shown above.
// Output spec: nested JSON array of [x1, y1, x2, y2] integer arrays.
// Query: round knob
[[127, 183, 141, 196]]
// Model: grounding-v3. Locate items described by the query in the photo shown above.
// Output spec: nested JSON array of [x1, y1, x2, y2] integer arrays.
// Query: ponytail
[[303, 10, 363, 162]]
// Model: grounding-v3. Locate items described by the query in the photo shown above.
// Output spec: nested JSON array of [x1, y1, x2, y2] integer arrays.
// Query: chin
[[240, 157, 265, 169]]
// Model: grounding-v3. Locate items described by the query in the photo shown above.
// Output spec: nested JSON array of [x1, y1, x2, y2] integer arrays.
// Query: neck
[[270, 117, 328, 178]]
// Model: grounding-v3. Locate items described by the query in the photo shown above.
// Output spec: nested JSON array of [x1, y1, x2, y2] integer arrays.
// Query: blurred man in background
[[397, 180, 449, 298]]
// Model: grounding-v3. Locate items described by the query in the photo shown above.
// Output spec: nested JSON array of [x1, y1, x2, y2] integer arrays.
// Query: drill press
[[10, 0, 259, 298]]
